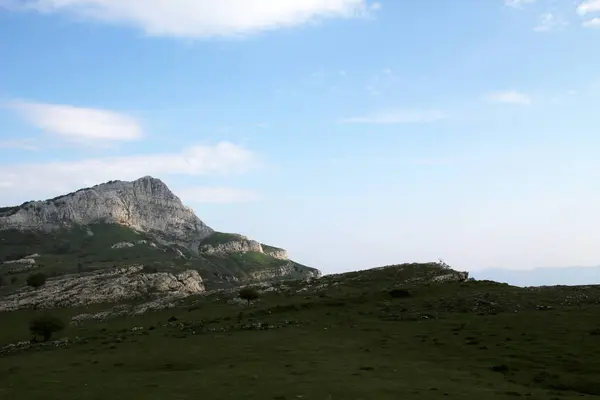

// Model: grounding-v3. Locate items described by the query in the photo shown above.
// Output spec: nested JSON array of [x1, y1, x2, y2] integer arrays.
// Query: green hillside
[[0, 224, 318, 290], [0, 263, 599, 399]]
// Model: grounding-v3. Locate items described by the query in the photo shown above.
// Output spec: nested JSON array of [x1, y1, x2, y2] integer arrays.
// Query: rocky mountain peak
[[0, 176, 213, 247]]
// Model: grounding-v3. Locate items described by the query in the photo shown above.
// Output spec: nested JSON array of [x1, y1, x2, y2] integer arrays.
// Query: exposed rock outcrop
[[0, 176, 213, 249], [200, 238, 263, 255], [2, 258, 36, 265], [247, 262, 321, 281], [199, 235, 289, 260], [0, 265, 205, 312]]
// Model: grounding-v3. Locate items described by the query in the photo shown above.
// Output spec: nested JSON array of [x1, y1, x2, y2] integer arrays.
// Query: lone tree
[[239, 287, 260, 305], [26, 273, 47, 289], [29, 315, 65, 342]]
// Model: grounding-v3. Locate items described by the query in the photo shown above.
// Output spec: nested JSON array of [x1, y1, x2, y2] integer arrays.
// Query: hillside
[[0, 262, 599, 400], [0, 176, 319, 289]]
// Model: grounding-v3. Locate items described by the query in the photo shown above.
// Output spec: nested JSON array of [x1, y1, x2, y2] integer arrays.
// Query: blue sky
[[1, 0, 600, 283]]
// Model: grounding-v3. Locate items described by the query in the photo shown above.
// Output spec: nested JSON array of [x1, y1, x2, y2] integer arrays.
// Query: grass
[[0, 225, 318, 292], [261, 244, 285, 253], [1, 263, 599, 399], [199, 232, 244, 247]]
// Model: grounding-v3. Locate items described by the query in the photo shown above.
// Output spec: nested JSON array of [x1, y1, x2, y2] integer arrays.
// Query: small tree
[[143, 265, 158, 274], [26, 273, 47, 289], [29, 315, 65, 342], [239, 287, 260, 305]]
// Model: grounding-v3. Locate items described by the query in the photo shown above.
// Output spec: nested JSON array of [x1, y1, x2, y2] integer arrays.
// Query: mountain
[[0, 176, 320, 289], [473, 266, 600, 287]]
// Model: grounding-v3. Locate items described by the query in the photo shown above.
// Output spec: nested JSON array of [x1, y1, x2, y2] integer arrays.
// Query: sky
[[1, 0, 600, 284]]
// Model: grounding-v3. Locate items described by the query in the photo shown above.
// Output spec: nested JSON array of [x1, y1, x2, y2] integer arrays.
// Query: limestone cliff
[[199, 233, 289, 260], [0, 176, 213, 249]]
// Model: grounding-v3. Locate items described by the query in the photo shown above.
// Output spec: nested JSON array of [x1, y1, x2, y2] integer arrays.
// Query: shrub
[[239, 287, 260, 305], [389, 288, 411, 298], [26, 273, 47, 289], [143, 265, 158, 274], [29, 315, 66, 342]]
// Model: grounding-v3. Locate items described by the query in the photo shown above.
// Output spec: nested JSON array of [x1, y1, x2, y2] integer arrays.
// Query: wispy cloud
[[582, 17, 600, 28], [0, 138, 40, 151], [0, 142, 260, 205], [342, 109, 447, 124], [8, 101, 142, 143], [177, 186, 260, 204], [534, 13, 568, 32], [3, 0, 380, 39], [577, 0, 600, 15], [486, 90, 532, 106], [505, 0, 536, 8]]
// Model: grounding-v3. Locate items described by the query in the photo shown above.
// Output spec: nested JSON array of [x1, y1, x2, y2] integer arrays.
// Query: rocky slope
[[0, 265, 204, 312]]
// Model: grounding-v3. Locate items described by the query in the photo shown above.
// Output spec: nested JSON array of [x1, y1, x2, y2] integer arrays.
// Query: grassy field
[[1, 264, 599, 400]]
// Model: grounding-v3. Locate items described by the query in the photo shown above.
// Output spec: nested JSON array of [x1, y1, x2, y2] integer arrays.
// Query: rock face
[[0, 176, 213, 249], [200, 238, 263, 255], [247, 262, 321, 281], [0, 265, 205, 312], [198, 235, 289, 260]]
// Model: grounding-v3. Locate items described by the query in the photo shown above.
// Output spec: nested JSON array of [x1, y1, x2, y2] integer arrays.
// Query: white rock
[[0, 176, 213, 251], [111, 242, 135, 249], [0, 265, 205, 312], [3, 258, 36, 265]]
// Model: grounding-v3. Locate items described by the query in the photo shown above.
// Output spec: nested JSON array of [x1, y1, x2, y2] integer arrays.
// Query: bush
[[143, 265, 158, 274], [26, 273, 47, 289], [239, 287, 260, 305], [29, 315, 66, 342], [389, 288, 411, 298]]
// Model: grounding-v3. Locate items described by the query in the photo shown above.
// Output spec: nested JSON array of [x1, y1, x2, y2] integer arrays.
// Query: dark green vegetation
[[198, 231, 244, 246], [28, 315, 66, 342], [239, 286, 260, 304], [0, 225, 318, 291], [26, 273, 47, 289], [1, 263, 599, 399]]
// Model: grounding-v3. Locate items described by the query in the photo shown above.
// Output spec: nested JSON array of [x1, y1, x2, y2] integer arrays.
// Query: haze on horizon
[[1, 0, 599, 283]]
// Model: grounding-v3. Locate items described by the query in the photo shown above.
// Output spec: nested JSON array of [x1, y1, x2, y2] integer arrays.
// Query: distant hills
[[473, 266, 600, 287]]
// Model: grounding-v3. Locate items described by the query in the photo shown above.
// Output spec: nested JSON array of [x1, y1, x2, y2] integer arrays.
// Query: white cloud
[[0, 138, 39, 151], [342, 109, 447, 124], [486, 90, 532, 106], [4, 0, 379, 38], [0, 142, 259, 204], [534, 13, 568, 32], [505, 0, 536, 8], [583, 17, 600, 28], [8, 101, 142, 143], [177, 186, 260, 204], [577, 0, 600, 15]]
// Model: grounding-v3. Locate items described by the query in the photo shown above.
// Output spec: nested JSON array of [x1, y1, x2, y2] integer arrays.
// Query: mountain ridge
[[0, 176, 320, 288]]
